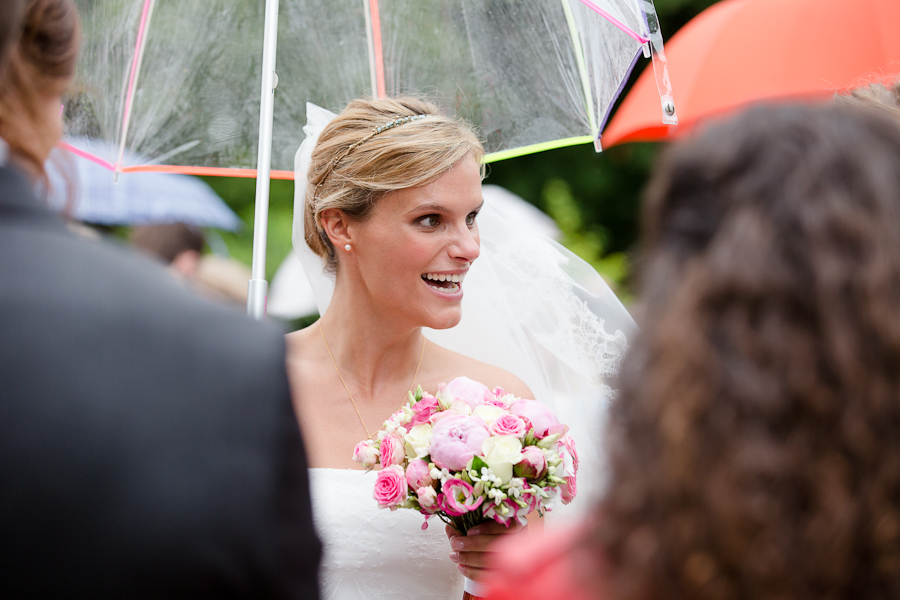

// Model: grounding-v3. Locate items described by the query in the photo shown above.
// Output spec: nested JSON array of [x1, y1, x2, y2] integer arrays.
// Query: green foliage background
[[202, 0, 721, 297]]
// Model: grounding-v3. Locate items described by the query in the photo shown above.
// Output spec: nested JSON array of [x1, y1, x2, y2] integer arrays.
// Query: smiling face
[[343, 154, 483, 330]]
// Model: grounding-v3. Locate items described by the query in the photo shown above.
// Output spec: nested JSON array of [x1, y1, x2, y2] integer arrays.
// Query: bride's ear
[[319, 208, 353, 250]]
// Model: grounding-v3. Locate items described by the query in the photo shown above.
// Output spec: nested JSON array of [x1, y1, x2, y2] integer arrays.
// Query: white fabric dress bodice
[[309, 468, 464, 600]]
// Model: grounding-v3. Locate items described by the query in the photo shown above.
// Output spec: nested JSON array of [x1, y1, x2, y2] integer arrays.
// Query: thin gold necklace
[[319, 322, 426, 439]]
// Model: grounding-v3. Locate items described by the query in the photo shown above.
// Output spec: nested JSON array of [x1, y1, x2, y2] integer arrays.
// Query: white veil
[[292, 103, 636, 518]]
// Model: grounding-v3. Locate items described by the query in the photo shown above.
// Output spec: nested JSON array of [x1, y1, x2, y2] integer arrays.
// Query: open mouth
[[421, 272, 464, 294]]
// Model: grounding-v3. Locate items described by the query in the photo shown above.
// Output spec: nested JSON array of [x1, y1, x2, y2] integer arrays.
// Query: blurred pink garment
[[483, 524, 603, 600]]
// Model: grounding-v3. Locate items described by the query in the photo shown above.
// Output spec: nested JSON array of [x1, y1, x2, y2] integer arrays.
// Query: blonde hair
[[305, 96, 485, 270]]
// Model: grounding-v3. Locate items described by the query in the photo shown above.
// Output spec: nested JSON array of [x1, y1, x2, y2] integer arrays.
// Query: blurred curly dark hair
[[593, 103, 900, 600]]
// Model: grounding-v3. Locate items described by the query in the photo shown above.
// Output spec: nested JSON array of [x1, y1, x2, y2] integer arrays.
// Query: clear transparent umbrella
[[65, 0, 675, 315]]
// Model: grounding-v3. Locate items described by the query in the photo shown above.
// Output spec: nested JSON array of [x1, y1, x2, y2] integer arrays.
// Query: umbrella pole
[[247, 0, 280, 320]]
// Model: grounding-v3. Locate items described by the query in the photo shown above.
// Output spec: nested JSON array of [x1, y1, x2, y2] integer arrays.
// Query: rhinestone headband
[[314, 113, 430, 200]]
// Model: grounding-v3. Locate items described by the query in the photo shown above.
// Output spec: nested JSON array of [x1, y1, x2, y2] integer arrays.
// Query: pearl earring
[[344, 244, 352, 252]]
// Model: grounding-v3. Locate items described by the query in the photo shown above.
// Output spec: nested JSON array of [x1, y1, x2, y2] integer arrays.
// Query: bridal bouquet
[[352, 376, 577, 533]]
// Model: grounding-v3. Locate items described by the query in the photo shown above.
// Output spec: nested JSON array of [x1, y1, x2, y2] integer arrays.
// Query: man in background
[[0, 1, 320, 597], [132, 222, 206, 279]]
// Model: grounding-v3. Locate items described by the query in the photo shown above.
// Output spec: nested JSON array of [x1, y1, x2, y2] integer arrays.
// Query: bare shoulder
[[284, 324, 319, 362], [424, 341, 534, 400]]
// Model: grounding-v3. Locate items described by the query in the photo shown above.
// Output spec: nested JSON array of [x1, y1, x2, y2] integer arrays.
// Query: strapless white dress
[[309, 468, 465, 600]]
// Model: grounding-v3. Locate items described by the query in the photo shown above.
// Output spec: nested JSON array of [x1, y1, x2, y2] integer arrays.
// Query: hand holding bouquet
[[352, 376, 578, 534]]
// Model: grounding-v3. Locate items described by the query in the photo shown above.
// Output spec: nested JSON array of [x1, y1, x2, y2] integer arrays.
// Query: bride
[[285, 97, 635, 599]]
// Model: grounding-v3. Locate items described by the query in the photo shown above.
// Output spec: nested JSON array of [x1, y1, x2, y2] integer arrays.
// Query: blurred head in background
[[131, 223, 205, 280], [0, 0, 25, 77], [841, 79, 900, 116], [0, 0, 79, 180], [595, 103, 900, 599]]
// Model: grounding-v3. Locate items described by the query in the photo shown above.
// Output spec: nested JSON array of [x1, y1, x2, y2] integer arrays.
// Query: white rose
[[417, 486, 438, 509], [404, 423, 433, 459], [472, 405, 506, 427], [481, 435, 524, 484]]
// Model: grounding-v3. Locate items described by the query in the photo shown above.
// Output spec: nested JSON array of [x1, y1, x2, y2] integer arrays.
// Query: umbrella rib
[[114, 0, 156, 177], [561, 0, 597, 136], [364, 0, 386, 98]]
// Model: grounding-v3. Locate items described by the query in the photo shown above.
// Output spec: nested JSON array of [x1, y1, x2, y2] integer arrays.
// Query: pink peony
[[510, 398, 560, 438], [379, 433, 405, 467], [405, 458, 433, 490], [437, 478, 484, 516], [445, 376, 490, 410], [352, 439, 379, 469], [484, 498, 529, 527], [429, 400, 471, 425], [513, 445, 547, 479], [429, 415, 490, 471], [490, 413, 527, 438], [408, 394, 439, 428], [373, 465, 407, 509]]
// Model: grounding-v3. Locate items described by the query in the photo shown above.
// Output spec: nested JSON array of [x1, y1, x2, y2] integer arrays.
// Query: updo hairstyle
[[0, 0, 80, 175], [304, 96, 484, 271]]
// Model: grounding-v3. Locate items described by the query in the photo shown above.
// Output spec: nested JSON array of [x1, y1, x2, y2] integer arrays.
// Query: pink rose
[[437, 478, 484, 516], [408, 394, 439, 428], [484, 498, 528, 527], [510, 398, 560, 438], [417, 486, 438, 511], [446, 376, 490, 409], [379, 433, 405, 467], [429, 415, 490, 471], [513, 445, 547, 479], [405, 458, 433, 490], [352, 439, 379, 469], [373, 464, 407, 509], [490, 413, 527, 438]]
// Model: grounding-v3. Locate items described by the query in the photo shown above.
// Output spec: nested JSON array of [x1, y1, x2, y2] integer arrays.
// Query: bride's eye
[[417, 215, 439, 228], [466, 211, 479, 227]]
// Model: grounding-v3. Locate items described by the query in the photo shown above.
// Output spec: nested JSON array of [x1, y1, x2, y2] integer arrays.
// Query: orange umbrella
[[602, 0, 900, 147]]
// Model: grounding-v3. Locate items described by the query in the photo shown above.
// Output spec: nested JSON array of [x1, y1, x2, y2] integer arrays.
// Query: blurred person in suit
[[484, 102, 900, 599], [0, 1, 321, 597]]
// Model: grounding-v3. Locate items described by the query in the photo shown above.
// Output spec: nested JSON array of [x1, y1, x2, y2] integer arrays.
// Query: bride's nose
[[449, 224, 480, 263]]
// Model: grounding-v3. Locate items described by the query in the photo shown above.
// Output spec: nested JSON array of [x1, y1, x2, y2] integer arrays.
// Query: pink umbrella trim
[[579, 0, 649, 44]]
